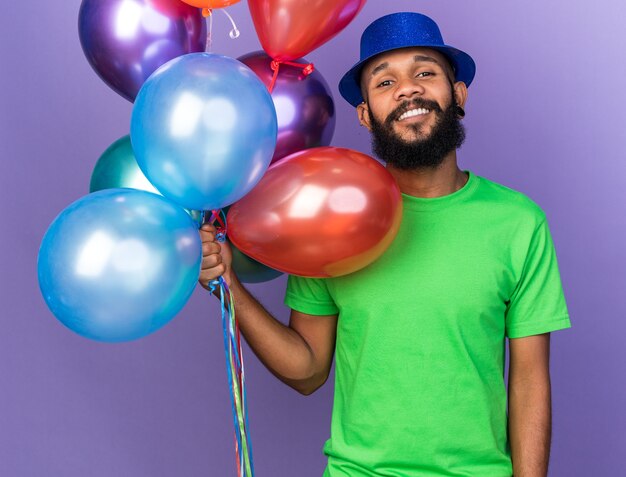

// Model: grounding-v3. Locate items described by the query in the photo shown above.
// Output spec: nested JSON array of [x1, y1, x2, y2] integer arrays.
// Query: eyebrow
[[369, 55, 443, 77]]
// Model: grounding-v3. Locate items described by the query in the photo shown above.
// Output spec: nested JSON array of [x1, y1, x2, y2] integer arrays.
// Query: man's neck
[[386, 151, 468, 198]]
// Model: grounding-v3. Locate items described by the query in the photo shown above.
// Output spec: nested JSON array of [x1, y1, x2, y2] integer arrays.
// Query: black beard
[[369, 97, 466, 170]]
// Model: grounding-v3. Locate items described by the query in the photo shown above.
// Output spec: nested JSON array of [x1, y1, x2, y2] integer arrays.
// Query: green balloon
[[90, 135, 160, 194], [90, 135, 202, 226], [230, 241, 283, 284]]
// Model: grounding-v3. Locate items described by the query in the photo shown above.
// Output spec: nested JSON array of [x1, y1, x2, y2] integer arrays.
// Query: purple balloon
[[79, 0, 206, 102], [238, 51, 336, 163]]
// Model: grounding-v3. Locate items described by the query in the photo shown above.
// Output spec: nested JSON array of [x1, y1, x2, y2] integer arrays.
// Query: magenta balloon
[[79, 0, 206, 102], [238, 51, 336, 163]]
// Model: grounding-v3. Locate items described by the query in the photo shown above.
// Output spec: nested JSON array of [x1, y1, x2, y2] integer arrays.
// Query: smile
[[397, 108, 430, 121]]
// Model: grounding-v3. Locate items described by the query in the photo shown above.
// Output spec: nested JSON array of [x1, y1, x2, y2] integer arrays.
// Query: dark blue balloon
[[38, 189, 202, 342]]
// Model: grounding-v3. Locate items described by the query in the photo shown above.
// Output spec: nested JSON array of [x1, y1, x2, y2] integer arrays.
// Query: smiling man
[[199, 12, 571, 477], [361, 49, 466, 171]]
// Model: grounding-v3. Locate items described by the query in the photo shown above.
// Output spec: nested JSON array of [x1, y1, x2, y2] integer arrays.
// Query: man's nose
[[393, 77, 425, 101]]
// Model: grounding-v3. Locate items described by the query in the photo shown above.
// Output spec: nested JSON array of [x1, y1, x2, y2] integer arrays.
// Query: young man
[[199, 12, 571, 477]]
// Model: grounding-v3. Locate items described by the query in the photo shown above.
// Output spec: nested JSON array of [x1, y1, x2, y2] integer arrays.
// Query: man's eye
[[377, 80, 393, 87], [416, 71, 434, 78]]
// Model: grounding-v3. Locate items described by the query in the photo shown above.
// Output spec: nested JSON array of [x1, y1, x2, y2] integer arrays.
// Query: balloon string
[[268, 60, 315, 93], [220, 9, 240, 39], [208, 277, 253, 476], [207, 209, 227, 240], [203, 8, 239, 50], [204, 9, 213, 52], [206, 211, 254, 476], [225, 279, 254, 476]]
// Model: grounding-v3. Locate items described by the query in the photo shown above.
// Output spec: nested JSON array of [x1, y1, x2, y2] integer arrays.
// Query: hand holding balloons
[[198, 224, 233, 289], [199, 223, 283, 287]]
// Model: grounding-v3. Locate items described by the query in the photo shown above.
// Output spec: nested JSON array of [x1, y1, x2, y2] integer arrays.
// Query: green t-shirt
[[284, 171, 571, 477]]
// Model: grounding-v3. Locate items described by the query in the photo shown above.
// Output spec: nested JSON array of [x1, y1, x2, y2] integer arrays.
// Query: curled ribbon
[[204, 209, 254, 476], [268, 60, 315, 93]]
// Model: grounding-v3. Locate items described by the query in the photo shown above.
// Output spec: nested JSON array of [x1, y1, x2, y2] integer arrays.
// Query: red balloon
[[227, 147, 402, 278], [247, 0, 367, 61]]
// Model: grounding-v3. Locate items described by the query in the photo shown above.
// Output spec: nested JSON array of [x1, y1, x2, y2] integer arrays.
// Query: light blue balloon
[[38, 189, 202, 342], [130, 53, 278, 211]]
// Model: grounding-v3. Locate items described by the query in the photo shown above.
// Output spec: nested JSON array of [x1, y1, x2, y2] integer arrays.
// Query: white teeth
[[398, 108, 430, 120]]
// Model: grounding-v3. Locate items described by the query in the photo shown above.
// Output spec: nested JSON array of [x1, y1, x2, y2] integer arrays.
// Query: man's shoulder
[[473, 174, 546, 224]]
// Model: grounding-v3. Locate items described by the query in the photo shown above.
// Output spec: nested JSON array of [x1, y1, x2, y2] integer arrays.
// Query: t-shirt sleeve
[[284, 275, 339, 316], [505, 218, 571, 338]]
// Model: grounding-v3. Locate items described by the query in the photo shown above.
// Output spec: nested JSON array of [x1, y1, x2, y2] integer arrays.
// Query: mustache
[[385, 99, 443, 126]]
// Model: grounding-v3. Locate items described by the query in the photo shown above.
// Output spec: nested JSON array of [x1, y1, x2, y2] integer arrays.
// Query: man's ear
[[357, 102, 372, 131], [453, 81, 468, 108]]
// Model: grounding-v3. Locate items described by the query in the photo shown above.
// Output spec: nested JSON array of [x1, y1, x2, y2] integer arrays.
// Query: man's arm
[[508, 333, 551, 477], [199, 225, 337, 395]]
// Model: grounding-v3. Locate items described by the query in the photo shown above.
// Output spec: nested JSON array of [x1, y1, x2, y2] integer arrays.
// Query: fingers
[[201, 245, 222, 269], [200, 224, 216, 242], [200, 263, 226, 280], [198, 224, 227, 287], [202, 240, 221, 258], [199, 258, 226, 287]]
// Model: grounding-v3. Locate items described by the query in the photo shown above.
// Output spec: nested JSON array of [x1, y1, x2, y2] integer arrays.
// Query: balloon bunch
[[129, 52, 278, 473], [41, 0, 278, 341], [39, 0, 405, 475]]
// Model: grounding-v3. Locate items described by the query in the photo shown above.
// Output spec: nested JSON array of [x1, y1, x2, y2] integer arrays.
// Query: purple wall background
[[1, 0, 623, 475]]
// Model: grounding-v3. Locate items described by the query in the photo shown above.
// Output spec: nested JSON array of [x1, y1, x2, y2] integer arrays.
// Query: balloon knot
[[270, 60, 280, 71], [302, 63, 315, 76], [207, 278, 221, 294], [202, 7, 213, 17], [208, 209, 227, 243]]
